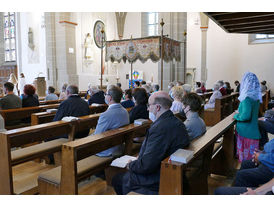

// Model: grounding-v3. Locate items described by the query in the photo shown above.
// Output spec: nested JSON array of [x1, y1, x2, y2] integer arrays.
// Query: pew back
[[204, 93, 239, 126], [31, 104, 108, 126], [59, 122, 151, 194], [159, 113, 236, 195], [1, 104, 60, 129], [0, 112, 104, 195]]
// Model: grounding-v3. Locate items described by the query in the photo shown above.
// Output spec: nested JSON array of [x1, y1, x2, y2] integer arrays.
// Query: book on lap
[[169, 148, 194, 164], [110, 155, 137, 168]]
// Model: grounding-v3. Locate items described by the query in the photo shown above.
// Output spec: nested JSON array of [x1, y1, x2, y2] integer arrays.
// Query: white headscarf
[[238, 72, 262, 103]]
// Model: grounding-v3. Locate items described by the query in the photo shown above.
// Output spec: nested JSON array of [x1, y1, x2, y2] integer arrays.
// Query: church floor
[[13, 160, 240, 195]]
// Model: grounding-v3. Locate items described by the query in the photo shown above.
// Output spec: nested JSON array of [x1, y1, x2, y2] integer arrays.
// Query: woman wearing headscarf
[[8, 73, 19, 96], [234, 72, 262, 162]]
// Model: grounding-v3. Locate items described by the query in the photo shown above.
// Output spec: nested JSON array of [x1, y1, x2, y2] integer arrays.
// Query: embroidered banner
[[105, 36, 180, 63]]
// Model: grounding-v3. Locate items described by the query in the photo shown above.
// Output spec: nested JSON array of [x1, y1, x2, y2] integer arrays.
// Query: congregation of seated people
[[0, 73, 273, 196]]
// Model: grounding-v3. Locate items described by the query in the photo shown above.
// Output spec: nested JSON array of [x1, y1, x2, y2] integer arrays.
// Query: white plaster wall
[[187, 12, 274, 96], [17, 12, 47, 84], [187, 12, 201, 81], [206, 18, 242, 89]]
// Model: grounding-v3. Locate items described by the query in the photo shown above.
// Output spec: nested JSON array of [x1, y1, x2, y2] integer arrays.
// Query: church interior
[[0, 1, 273, 202]]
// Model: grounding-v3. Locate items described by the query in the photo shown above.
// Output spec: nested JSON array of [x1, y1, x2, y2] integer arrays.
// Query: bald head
[[149, 91, 172, 110]]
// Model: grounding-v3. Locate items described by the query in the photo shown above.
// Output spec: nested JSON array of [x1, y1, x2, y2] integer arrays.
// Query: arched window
[[3, 12, 16, 62]]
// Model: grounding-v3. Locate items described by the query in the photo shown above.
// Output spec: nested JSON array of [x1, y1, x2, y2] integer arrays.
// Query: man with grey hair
[[112, 91, 189, 195], [88, 85, 105, 105], [182, 84, 192, 96], [53, 85, 90, 138], [204, 83, 222, 110]]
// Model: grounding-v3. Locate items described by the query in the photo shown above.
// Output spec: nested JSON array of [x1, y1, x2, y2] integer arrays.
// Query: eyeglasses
[[104, 93, 111, 96]]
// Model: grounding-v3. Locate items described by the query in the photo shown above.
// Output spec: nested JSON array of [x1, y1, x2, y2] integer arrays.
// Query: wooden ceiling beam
[[207, 12, 235, 17], [229, 27, 274, 34], [213, 12, 274, 21], [226, 22, 274, 31], [222, 16, 274, 27]]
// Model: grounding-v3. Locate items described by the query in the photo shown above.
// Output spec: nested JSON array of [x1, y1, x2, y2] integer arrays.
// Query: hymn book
[[46, 109, 58, 113], [134, 118, 149, 125], [169, 149, 194, 164], [110, 155, 137, 168]]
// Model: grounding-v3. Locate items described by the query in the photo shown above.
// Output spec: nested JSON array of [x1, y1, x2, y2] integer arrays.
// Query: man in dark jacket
[[112, 91, 190, 195], [87, 85, 105, 105], [53, 85, 90, 138]]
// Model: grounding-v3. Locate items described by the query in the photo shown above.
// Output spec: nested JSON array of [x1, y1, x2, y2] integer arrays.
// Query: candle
[[116, 69, 119, 78]]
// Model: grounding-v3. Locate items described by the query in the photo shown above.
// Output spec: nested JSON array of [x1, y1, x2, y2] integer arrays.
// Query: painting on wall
[[93, 20, 106, 48]]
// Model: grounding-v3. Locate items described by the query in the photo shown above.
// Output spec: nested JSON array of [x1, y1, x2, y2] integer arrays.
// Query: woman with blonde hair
[[170, 86, 184, 113], [8, 73, 19, 95]]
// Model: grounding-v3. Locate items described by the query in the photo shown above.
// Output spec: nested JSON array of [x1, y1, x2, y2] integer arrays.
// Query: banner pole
[[131, 63, 133, 88], [160, 19, 165, 91], [100, 27, 105, 90]]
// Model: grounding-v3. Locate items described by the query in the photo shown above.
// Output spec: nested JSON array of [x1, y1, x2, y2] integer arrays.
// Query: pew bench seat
[[11, 138, 68, 166], [38, 155, 113, 194]]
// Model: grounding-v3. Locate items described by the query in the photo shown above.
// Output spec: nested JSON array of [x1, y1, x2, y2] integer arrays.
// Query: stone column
[[45, 12, 57, 88], [55, 12, 78, 90], [200, 12, 209, 83], [45, 12, 78, 91]]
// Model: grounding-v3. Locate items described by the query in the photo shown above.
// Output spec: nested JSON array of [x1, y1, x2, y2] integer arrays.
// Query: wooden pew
[[0, 111, 106, 195], [198, 92, 213, 102], [0, 121, 73, 194], [31, 105, 131, 126], [38, 122, 151, 195], [0, 104, 60, 130], [203, 93, 239, 126], [0, 106, 134, 195], [31, 104, 108, 126], [39, 99, 63, 105], [159, 113, 236, 195]]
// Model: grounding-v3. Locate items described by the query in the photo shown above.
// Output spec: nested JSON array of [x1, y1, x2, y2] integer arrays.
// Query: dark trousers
[[214, 186, 250, 195], [112, 172, 158, 195], [258, 120, 274, 148], [112, 172, 131, 195], [214, 186, 273, 195], [234, 160, 273, 187]]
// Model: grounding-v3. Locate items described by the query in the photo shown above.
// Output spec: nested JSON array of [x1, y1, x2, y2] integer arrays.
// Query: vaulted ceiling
[[204, 12, 274, 34]]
